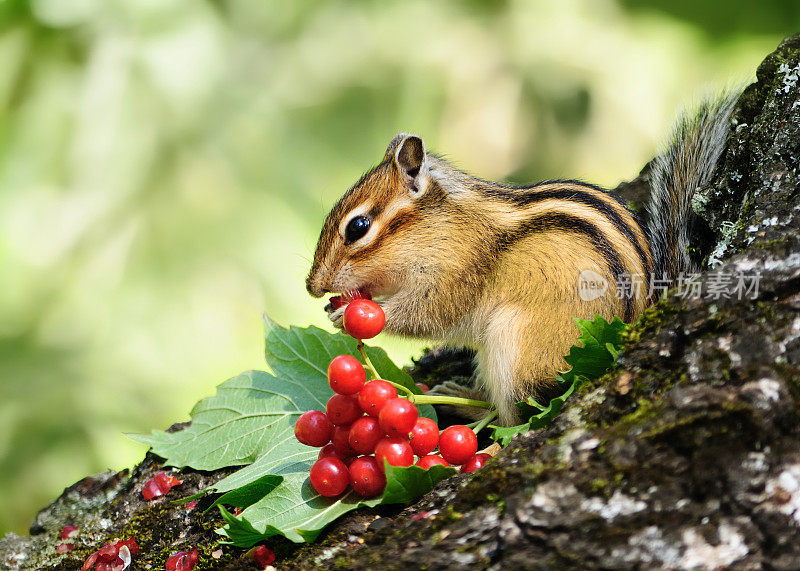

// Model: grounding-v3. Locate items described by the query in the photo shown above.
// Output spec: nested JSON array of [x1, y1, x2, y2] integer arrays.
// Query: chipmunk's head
[[306, 133, 446, 303]]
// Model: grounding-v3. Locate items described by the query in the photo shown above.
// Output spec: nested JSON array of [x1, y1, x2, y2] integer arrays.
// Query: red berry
[[416, 455, 450, 469], [251, 545, 276, 567], [154, 470, 182, 490], [165, 548, 199, 571], [60, 525, 79, 540], [416, 382, 430, 393], [331, 425, 357, 457], [343, 299, 385, 339], [461, 453, 492, 473], [348, 416, 383, 455], [96, 542, 119, 560], [81, 550, 99, 570], [348, 456, 386, 498], [358, 380, 398, 418], [142, 479, 162, 501], [409, 417, 439, 456], [318, 443, 349, 462], [379, 398, 419, 437], [120, 538, 140, 556], [142, 470, 183, 501], [56, 543, 75, 554], [294, 410, 333, 447], [438, 425, 478, 466], [326, 394, 363, 426], [310, 457, 350, 497], [374, 437, 414, 472], [328, 355, 366, 395]]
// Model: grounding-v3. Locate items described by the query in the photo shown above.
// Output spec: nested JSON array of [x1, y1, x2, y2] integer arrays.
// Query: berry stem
[[385, 380, 415, 398], [470, 410, 498, 435], [524, 398, 547, 412], [356, 341, 381, 380], [355, 340, 494, 411], [388, 381, 494, 411], [409, 394, 494, 409]]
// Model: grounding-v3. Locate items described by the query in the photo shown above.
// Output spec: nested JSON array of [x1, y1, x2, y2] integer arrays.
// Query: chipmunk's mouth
[[327, 289, 372, 310], [325, 287, 393, 312]]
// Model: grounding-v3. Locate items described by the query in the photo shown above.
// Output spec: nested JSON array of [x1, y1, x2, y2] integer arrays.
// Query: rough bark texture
[[2, 35, 800, 571]]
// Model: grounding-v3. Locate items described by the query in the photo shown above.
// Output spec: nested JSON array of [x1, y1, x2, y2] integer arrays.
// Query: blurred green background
[[0, 0, 796, 535]]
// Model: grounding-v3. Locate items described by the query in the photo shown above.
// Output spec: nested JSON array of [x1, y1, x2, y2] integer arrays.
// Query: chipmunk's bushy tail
[[646, 93, 739, 281]]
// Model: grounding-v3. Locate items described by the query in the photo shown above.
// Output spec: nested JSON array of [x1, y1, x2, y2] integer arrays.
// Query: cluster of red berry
[[295, 298, 491, 500]]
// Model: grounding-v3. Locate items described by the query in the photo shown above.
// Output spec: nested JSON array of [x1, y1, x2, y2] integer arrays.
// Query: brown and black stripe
[[482, 181, 652, 276], [480, 181, 653, 321]]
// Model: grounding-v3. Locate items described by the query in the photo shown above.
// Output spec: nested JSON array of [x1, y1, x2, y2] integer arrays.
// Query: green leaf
[[560, 315, 626, 385], [222, 471, 377, 544], [128, 369, 320, 473], [130, 317, 441, 545], [491, 315, 625, 446], [489, 423, 526, 447], [215, 474, 284, 511], [380, 463, 456, 503], [130, 319, 435, 476], [218, 505, 280, 547], [221, 462, 456, 546]]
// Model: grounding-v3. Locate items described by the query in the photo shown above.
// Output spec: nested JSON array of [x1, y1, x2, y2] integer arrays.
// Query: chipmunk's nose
[[306, 272, 330, 298]]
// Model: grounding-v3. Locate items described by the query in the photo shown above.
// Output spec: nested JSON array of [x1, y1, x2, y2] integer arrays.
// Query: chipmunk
[[306, 94, 738, 426]]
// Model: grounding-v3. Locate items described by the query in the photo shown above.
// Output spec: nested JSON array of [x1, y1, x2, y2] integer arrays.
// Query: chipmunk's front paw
[[428, 380, 474, 399], [428, 380, 484, 400], [324, 302, 346, 330]]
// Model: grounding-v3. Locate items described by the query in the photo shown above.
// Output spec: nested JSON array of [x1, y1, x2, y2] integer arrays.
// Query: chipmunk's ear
[[388, 134, 428, 194]]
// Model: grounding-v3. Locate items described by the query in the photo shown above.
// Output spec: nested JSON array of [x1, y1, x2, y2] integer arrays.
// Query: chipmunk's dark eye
[[345, 215, 371, 244]]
